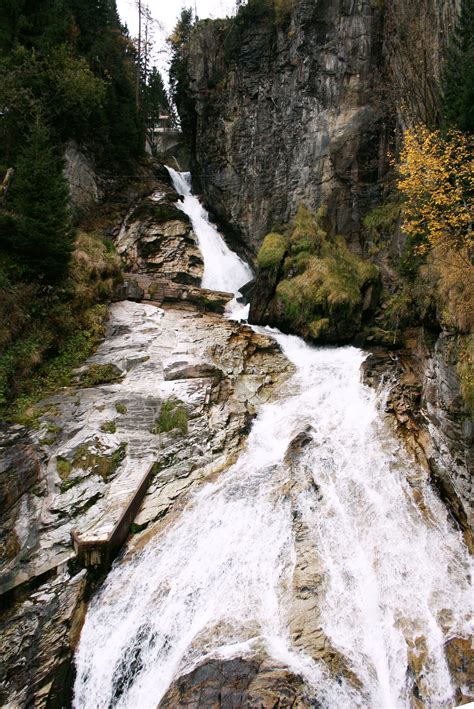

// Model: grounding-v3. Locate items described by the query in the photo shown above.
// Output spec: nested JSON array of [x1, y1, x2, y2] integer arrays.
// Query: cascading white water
[[166, 167, 253, 297], [73, 174, 472, 709]]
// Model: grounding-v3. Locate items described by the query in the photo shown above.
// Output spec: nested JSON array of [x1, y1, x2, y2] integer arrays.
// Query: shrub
[[398, 126, 473, 253], [152, 399, 188, 435], [257, 233, 288, 269], [363, 198, 401, 254], [274, 205, 378, 337]]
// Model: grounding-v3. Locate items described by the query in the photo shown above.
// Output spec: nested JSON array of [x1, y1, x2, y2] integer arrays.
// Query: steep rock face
[[362, 328, 473, 549], [64, 141, 102, 214], [186, 0, 458, 256], [187, 0, 387, 254], [383, 0, 460, 127], [117, 190, 204, 286]]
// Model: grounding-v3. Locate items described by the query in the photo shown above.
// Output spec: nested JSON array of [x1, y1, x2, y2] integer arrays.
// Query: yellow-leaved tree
[[398, 126, 473, 253]]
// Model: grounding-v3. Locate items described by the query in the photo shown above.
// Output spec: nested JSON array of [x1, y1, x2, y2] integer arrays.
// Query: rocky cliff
[[0, 167, 292, 707], [187, 0, 388, 254], [185, 0, 459, 255]]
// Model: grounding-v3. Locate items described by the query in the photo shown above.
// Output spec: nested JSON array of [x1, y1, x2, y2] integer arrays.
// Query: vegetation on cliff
[[0, 1, 169, 420], [398, 126, 472, 254], [257, 205, 379, 341], [443, 0, 474, 133]]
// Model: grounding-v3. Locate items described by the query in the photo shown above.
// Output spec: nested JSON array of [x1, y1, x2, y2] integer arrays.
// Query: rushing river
[[73, 171, 472, 708]]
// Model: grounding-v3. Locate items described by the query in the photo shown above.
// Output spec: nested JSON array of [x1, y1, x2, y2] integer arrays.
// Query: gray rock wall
[[64, 141, 101, 214], [186, 0, 458, 255], [187, 0, 388, 254]]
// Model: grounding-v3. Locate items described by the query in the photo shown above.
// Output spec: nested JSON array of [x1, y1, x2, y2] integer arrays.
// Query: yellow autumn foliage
[[398, 126, 473, 252]]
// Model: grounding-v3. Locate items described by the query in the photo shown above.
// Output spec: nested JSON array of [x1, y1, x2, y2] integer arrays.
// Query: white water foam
[[73, 176, 472, 709], [167, 167, 253, 293]]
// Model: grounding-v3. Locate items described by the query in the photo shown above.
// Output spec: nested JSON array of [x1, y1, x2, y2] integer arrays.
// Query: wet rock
[[159, 657, 314, 708], [362, 331, 473, 551], [117, 193, 204, 286], [0, 295, 292, 705], [444, 637, 474, 706], [0, 570, 86, 708], [284, 428, 313, 466]]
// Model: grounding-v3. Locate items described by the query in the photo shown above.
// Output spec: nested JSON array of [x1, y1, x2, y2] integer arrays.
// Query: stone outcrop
[[362, 328, 473, 551], [160, 657, 313, 708], [64, 141, 101, 214], [0, 426, 42, 575], [116, 192, 204, 285], [115, 273, 233, 314], [186, 0, 388, 254], [0, 169, 293, 704], [185, 0, 458, 257], [0, 570, 86, 708]]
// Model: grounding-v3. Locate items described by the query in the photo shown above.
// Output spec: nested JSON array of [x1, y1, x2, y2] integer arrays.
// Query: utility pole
[[136, 0, 142, 110]]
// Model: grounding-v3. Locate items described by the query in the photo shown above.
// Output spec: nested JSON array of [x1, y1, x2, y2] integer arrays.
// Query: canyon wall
[[186, 0, 459, 254]]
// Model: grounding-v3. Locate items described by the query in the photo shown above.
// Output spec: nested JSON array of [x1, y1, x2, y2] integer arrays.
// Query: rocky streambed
[[1, 166, 472, 708]]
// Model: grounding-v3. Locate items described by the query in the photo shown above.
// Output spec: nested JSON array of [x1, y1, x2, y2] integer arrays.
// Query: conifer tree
[[168, 8, 194, 140], [443, 0, 474, 132], [6, 117, 73, 282]]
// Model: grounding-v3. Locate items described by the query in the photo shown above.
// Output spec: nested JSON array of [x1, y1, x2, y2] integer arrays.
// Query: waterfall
[[73, 173, 472, 709], [166, 167, 253, 296]]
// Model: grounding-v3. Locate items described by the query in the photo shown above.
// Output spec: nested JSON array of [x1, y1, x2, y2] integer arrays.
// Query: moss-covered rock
[[78, 363, 124, 387], [56, 439, 127, 492], [250, 203, 380, 342], [129, 201, 188, 225], [152, 399, 188, 435], [257, 233, 288, 269]]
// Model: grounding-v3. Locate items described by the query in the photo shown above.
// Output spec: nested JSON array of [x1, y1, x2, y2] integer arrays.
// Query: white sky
[[116, 0, 237, 83], [117, 0, 237, 35]]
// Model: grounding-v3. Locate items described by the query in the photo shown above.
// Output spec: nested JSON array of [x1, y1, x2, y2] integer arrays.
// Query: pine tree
[[6, 118, 73, 281], [443, 0, 474, 133], [168, 8, 195, 141], [142, 67, 169, 124]]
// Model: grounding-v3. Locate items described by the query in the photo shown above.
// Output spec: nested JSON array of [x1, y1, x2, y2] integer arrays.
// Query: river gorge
[[0, 166, 472, 708], [70, 171, 471, 708]]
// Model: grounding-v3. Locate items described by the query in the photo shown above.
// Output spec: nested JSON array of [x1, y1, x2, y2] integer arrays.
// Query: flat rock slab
[[1, 300, 292, 591]]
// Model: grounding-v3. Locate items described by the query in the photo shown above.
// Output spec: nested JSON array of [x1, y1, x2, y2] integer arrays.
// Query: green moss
[[257, 233, 288, 270], [363, 198, 401, 254], [291, 204, 326, 255], [56, 441, 127, 493], [71, 441, 127, 480], [152, 399, 188, 435], [78, 363, 124, 387], [381, 277, 436, 331], [268, 204, 379, 340], [115, 402, 127, 414], [0, 225, 122, 421], [56, 456, 72, 480], [308, 318, 330, 339], [101, 420, 117, 433]]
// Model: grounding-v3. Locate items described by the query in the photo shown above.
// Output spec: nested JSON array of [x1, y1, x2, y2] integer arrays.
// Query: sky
[[116, 0, 237, 83], [117, 0, 237, 35]]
